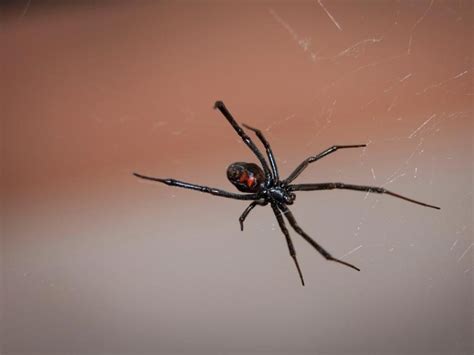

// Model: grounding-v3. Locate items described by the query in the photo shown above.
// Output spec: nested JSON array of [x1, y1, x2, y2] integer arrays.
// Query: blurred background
[[1, 1, 472, 354]]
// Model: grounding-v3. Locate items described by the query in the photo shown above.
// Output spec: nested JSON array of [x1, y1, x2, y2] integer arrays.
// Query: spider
[[133, 101, 440, 286]]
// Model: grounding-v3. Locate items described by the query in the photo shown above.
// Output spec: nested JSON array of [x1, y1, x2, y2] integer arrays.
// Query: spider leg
[[239, 200, 267, 231], [242, 123, 279, 181], [271, 203, 305, 286], [133, 173, 258, 200], [288, 182, 440, 210], [279, 203, 360, 272], [214, 101, 273, 183], [284, 145, 366, 184]]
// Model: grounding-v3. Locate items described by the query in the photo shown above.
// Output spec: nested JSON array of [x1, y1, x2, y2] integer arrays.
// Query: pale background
[[1, 1, 472, 354]]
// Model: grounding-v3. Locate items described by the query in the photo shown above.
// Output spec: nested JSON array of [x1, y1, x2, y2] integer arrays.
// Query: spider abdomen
[[227, 162, 265, 193]]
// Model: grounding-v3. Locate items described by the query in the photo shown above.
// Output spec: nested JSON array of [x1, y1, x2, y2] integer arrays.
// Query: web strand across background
[[1, 1, 472, 354]]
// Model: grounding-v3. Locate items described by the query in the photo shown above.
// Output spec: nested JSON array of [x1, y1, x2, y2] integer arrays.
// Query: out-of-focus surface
[[1, 1, 472, 354]]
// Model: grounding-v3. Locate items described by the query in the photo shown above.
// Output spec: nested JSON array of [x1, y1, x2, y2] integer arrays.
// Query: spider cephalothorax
[[133, 100, 440, 286]]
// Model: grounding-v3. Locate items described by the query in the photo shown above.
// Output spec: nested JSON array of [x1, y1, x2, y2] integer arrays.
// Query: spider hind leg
[[279, 203, 360, 272], [271, 203, 306, 286]]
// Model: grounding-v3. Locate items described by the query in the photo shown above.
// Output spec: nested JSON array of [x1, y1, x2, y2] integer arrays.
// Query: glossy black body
[[227, 162, 265, 193], [133, 100, 440, 286], [227, 162, 295, 205]]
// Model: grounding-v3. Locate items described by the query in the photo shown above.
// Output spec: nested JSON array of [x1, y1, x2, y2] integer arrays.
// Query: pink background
[[2, 1, 472, 354]]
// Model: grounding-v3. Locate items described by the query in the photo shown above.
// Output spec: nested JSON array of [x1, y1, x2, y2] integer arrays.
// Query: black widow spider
[[133, 101, 440, 286]]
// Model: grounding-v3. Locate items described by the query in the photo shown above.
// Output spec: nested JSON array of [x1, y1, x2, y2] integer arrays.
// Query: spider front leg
[[271, 203, 305, 286], [284, 144, 366, 184], [288, 182, 440, 209], [133, 173, 258, 200], [214, 101, 273, 183], [278, 203, 361, 272], [242, 123, 279, 181], [239, 200, 267, 231]]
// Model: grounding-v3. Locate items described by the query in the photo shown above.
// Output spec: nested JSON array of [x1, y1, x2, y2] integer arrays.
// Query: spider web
[[264, 3, 472, 278], [2, 1, 472, 354], [110, 2, 473, 353]]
